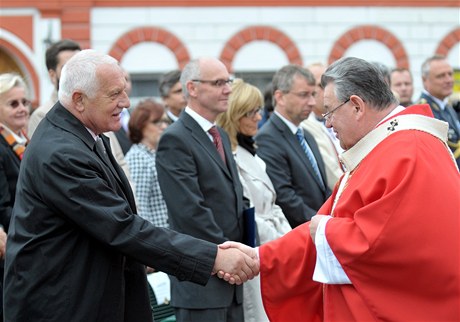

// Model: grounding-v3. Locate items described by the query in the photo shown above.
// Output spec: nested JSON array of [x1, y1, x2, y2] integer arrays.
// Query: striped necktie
[[295, 128, 325, 190]]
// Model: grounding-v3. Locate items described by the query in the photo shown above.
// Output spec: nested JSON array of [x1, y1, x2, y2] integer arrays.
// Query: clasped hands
[[212, 241, 259, 285], [212, 215, 328, 285]]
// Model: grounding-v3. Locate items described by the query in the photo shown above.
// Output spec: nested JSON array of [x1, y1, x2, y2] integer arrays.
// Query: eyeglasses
[[322, 98, 350, 121], [7, 98, 31, 109], [244, 107, 263, 118], [192, 79, 233, 87], [285, 91, 316, 99]]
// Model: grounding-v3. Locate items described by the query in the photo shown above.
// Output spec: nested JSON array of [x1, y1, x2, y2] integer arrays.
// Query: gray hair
[[58, 49, 119, 105], [159, 69, 182, 98], [180, 59, 201, 99], [272, 64, 315, 94], [321, 57, 398, 111], [371, 62, 391, 86], [0, 73, 28, 97], [421, 54, 447, 78]]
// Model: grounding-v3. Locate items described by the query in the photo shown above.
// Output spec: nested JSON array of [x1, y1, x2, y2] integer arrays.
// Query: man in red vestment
[[219, 57, 459, 321]]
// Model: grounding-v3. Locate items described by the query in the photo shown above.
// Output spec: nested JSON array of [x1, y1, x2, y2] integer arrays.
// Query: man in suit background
[[4, 50, 258, 322], [28, 39, 81, 137], [256, 64, 331, 228], [159, 69, 187, 123], [301, 63, 344, 190], [156, 57, 247, 322], [417, 54, 460, 167]]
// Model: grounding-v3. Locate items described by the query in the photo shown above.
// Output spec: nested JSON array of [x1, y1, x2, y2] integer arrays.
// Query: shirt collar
[[85, 127, 98, 142], [274, 111, 300, 135], [422, 89, 448, 110], [167, 109, 179, 122], [185, 106, 215, 132], [377, 105, 406, 126]]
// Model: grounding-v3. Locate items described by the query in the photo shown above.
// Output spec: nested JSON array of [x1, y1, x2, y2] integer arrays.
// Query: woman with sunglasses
[[0, 72, 30, 318], [217, 79, 291, 322]]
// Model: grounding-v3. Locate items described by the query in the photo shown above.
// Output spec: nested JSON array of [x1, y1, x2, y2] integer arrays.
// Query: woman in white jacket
[[217, 78, 291, 322]]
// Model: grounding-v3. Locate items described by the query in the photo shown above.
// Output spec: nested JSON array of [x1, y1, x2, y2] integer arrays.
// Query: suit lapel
[[272, 115, 313, 171], [100, 134, 137, 210], [303, 131, 328, 191], [272, 114, 326, 192], [181, 113, 232, 178], [48, 103, 137, 212]]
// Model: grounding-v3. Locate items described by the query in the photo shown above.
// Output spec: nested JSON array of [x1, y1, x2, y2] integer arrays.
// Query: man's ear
[[48, 69, 58, 88], [273, 89, 283, 108], [72, 92, 85, 112], [350, 94, 366, 119], [186, 81, 198, 98]]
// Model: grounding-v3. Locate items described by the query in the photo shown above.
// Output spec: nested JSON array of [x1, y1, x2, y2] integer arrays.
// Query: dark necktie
[[208, 126, 226, 164], [295, 128, 325, 190], [95, 136, 120, 179]]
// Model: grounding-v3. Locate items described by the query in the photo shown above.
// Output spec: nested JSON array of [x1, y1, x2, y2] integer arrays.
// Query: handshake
[[212, 241, 260, 285]]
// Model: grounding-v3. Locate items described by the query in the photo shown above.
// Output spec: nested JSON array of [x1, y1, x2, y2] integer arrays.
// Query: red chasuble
[[260, 105, 460, 321]]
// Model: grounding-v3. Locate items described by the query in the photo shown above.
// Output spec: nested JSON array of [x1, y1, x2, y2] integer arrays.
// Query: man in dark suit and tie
[[156, 57, 246, 322], [256, 64, 331, 228], [4, 50, 258, 322]]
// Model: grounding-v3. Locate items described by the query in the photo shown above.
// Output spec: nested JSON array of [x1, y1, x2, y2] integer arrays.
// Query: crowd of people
[[0, 38, 458, 322]]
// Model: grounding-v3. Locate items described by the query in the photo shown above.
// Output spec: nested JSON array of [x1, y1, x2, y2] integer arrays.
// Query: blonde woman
[[217, 78, 291, 322]]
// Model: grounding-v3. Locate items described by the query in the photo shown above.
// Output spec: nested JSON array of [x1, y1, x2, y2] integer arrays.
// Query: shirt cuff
[[312, 216, 351, 284]]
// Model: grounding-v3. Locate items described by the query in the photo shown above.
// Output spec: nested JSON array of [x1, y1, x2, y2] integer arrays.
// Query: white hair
[[58, 49, 119, 105], [0, 73, 28, 97]]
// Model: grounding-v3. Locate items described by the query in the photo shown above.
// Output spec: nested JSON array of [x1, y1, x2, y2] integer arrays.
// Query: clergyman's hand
[[215, 241, 259, 284]]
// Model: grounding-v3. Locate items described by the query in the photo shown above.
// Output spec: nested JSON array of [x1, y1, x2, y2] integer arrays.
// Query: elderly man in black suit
[[4, 50, 258, 322], [156, 57, 247, 322], [256, 65, 331, 228]]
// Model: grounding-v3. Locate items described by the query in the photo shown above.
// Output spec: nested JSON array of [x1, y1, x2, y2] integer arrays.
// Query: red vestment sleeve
[[260, 223, 323, 322]]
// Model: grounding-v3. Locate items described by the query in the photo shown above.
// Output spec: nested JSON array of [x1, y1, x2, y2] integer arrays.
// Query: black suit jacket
[[156, 111, 245, 309], [4, 102, 217, 322], [256, 113, 331, 228], [0, 135, 20, 231]]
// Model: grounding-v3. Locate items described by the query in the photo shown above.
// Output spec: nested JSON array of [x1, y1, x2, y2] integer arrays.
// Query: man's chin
[[108, 121, 122, 133]]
